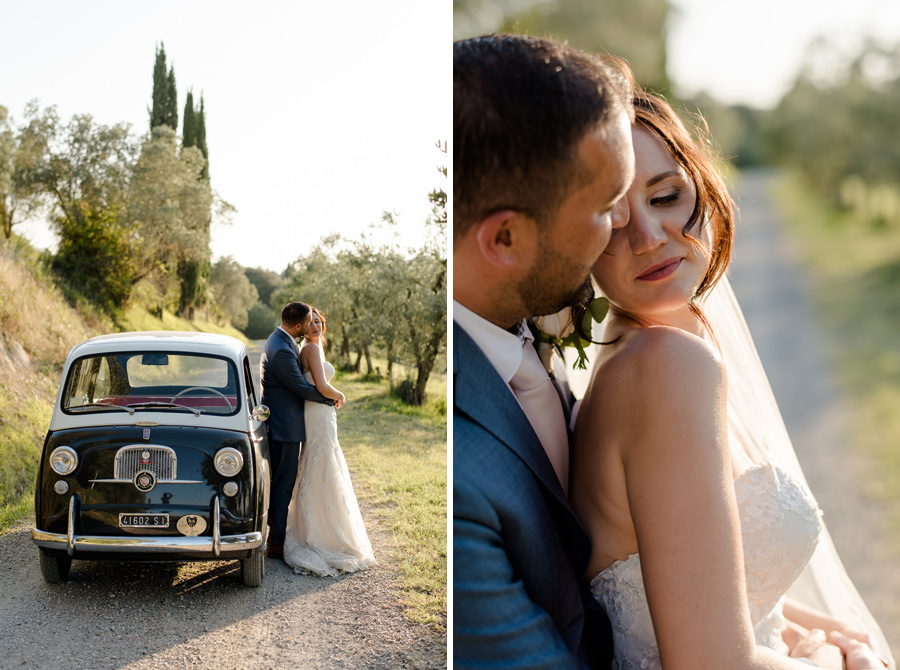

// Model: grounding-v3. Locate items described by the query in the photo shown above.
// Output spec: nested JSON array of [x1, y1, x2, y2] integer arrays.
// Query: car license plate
[[119, 513, 169, 528]]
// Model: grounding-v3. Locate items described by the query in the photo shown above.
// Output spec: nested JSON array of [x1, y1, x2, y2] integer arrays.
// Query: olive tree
[[123, 125, 212, 301], [208, 256, 259, 329]]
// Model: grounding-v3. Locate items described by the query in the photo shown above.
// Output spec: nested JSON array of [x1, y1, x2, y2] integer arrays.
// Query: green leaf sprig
[[534, 297, 609, 370]]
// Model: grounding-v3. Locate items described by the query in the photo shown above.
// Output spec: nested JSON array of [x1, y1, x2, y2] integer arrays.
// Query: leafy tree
[[245, 266, 283, 306], [209, 256, 259, 329], [503, 0, 671, 92], [274, 145, 449, 405], [52, 204, 135, 313], [244, 301, 279, 339], [149, 43, 178, 132], [455, 0, 671, 93], [175, 88, 212, 318], [764, 38, 900, 210], [0, 103, 57, 240], [123, 125, 211, 295], [22, 112, 137, 232], [394, 144, 447, 405]]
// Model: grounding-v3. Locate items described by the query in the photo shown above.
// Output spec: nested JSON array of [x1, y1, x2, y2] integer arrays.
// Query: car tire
[[241, 546, 265, 587], [39, 549, 72, 584]]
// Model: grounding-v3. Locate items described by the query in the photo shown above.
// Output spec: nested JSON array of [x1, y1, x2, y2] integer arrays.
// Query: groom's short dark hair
[[282, 302, 311, 327], [453, 33, 633, 240]]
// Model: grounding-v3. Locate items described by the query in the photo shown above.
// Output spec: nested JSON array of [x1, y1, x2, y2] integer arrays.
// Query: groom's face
[[295, 313, 313, 339], [518, 110, 634, 316]]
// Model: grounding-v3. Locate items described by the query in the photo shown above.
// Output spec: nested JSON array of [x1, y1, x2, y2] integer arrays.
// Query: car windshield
[[62, 351, 240, 416]]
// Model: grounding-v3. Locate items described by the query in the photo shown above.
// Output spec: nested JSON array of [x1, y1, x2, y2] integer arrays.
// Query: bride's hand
[[790, 628, 843, 668], [828, 630, 889, 669], [839, 625, 875, 649], [782, 619, 809, 651]]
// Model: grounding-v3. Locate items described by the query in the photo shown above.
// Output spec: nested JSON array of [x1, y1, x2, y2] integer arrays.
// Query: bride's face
[[591, 124, 707, 322], [306, 313, 324, 338]]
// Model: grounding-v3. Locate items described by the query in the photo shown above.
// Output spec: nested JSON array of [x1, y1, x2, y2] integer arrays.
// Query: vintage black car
[[32, 332, 271, 586]]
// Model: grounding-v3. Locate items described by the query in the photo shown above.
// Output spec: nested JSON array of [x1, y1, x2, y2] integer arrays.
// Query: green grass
[[334, 367, 447, 629], [773, 172, 900, 509]]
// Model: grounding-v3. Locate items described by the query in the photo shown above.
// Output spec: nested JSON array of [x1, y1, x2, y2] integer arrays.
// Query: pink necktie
[[510, 341, 569, 494]]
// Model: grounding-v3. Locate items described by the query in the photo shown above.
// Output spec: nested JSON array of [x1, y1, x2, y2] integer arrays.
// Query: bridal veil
[[567, 275, 895, 667]]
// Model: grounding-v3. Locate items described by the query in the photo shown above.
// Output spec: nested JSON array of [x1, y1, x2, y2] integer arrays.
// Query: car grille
[[115, 445, 177, 480]]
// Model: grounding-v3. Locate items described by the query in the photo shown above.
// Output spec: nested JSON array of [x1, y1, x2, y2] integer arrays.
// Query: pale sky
[[667, 0, 900, 107], [3, 0, 451, 273]]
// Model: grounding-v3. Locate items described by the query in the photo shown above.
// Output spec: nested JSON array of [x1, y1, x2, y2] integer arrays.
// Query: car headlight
[[49, 446, 78, 475], [213, 447, 244, 477]]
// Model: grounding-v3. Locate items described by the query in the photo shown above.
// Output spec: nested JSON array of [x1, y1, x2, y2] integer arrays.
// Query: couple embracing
[[453, 34, 893, 669], [261, 301, 374, 577]]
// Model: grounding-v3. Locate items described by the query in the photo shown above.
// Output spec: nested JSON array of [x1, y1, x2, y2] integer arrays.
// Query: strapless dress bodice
[[590, 461, 823, 669]]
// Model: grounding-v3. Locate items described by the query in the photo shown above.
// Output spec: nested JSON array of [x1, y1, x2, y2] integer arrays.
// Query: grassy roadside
[[772, 172, 900, 527], [0, 244, 247, 529], [335, 368, 447, 630]]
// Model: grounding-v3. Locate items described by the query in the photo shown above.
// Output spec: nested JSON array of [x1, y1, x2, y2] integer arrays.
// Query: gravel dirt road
[[0, 341, 446, 670], [729, 169, 900, 656], [0, 509, 445, 669]]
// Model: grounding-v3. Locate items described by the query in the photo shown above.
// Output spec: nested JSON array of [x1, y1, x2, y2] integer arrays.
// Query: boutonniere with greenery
[[532, 297, 609, 373]]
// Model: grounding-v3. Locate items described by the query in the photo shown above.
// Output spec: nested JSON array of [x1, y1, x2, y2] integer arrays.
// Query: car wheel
[[39, 549, 72, 584], [241, 546, 265, 587]]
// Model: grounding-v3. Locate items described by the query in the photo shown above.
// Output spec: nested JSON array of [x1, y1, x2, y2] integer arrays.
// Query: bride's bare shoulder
[[599, 325, 724, 391]]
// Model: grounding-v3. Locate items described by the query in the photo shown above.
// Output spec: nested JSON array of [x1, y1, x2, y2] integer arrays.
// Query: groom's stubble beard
[[517, 240, 594, 318]]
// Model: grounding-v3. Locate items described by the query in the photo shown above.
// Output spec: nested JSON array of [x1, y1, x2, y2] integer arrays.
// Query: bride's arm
[[299, 344, 344, 403], [616, 329, 843, 670]]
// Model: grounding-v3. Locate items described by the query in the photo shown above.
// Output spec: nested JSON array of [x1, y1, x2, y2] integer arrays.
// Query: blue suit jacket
[[259, 328, 331, 442], [453, 322, 613, 669]]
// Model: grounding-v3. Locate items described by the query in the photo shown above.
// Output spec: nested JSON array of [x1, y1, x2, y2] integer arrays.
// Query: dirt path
[[729, 169, 900, 656], [0, 341, 446, 669], [0, 508, 444, 669]]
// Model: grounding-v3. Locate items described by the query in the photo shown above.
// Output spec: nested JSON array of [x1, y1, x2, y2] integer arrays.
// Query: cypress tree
[[182, 90, 196, 149], [166, 67, 178, 131], [197, 94, 209, 180], [149, 43, 178, 132], [149, 43, 169, 131]]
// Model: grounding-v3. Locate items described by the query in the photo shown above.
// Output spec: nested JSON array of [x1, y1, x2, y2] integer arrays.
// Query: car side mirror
[[251, 404, 270, 422]]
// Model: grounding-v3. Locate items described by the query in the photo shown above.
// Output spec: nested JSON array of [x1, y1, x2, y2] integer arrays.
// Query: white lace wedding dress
[[589, 459, 823, 670], [283, 360, 375, 577]]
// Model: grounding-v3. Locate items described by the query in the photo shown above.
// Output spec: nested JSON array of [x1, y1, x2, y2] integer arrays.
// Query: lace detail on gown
[[283, 358, 376, 577], [589, 461, 823, 670]]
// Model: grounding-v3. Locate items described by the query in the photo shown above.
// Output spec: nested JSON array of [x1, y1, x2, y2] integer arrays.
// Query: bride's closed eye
[[649, 184, 685, 207]]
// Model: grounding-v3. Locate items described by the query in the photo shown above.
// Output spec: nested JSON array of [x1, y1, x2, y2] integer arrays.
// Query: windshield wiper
[[71, 402, 135, 415], [126, 401, 202, 417]]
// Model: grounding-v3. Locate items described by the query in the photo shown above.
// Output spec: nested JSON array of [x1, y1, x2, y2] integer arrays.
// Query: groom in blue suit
[[260, 301, 338, 560], [453, 35, 635, 668]]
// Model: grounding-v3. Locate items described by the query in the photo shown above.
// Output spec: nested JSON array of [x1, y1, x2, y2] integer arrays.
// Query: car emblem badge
[[176, 514, 207, 536], [141, 449, 151, 465], [134, 470, 156, 492], [143, 428, 151, 441]]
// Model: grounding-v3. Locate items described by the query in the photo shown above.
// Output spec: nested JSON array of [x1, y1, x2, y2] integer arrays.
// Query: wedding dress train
[[283, 360, 375, 577]]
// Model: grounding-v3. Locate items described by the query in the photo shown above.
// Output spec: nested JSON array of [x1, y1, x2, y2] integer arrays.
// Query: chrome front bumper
[[32, 495, 263, 557]]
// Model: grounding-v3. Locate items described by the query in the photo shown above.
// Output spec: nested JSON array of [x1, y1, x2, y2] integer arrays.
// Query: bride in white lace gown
[[283, 308, 375, 577], [570, 88, 893, 670]]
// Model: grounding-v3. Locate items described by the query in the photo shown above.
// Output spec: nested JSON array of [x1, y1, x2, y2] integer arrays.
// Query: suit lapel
[[454, 322, 569, 504], [276, 328, 300, 358]]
